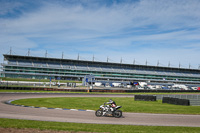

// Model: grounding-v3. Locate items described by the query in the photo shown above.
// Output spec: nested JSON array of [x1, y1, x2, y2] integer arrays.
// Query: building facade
[[1, 54, 200, 85]]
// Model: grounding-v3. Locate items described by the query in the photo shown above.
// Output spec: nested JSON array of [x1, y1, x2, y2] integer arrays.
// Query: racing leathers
[[106, 99, 116, 111]]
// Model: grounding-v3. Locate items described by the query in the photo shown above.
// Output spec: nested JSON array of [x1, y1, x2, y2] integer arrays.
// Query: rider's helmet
[[109, 99, 113, 103]]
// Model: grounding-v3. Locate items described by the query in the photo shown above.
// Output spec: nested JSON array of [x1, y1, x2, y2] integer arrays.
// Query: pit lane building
[[1, 54, 200, 85]]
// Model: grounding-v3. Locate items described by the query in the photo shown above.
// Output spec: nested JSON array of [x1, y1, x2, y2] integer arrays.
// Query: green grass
[[12, 97, 200, 114], [0, 118, 200, 133]]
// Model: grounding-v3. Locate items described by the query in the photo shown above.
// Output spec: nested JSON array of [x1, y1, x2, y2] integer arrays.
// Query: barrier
[[162, 97, 170, 103], [1, 86, 200, 93], [162, 97, 190, 106], [134, 95, 157, 101]]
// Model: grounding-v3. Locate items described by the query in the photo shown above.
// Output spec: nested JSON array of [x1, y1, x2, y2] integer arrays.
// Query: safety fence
[[1, 86, 200, 93], [134, 94, 200, 106], [162, 97, 190, 106], [134, 95, 157, 101], [156, 95, 200, 106]]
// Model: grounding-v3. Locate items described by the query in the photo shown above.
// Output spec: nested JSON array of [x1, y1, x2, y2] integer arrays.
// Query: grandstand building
[[1, 54, 200, 85]]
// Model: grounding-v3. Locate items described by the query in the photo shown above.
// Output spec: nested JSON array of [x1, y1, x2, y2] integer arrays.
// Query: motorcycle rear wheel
[[113, 110, 122, 118], [95, 109, 103, 117]]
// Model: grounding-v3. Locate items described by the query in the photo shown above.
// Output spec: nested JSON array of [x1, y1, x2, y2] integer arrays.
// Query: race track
[[0, 93, 200, 127]]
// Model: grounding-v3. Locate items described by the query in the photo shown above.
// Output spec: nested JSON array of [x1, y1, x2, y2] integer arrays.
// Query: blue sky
[[0, 0, 200, 68]]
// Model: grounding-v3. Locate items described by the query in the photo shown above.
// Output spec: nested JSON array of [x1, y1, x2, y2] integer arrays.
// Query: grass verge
[[0, 118, 200, 133], [12, 97, 200, 114]]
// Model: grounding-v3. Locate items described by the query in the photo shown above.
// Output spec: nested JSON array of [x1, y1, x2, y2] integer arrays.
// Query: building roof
[[3, 54, 200, 73]]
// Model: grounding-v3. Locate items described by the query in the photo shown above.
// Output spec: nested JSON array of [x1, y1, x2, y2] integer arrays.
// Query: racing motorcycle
[[95, 103, 122, 118]]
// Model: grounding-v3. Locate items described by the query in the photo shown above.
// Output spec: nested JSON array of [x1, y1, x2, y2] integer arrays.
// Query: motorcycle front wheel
[[113, 110, 122, 118], [95, 109, 103, 117]]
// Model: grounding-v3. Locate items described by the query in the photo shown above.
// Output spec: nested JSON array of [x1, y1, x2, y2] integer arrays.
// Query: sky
[[0, 0, 200, 69]]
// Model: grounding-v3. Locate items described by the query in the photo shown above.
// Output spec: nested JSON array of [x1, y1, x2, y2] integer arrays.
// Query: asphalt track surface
[[0, 93, 200, 127]]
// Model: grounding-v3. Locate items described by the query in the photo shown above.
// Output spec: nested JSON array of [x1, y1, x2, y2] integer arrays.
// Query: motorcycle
[[95, 103, 122, 118]]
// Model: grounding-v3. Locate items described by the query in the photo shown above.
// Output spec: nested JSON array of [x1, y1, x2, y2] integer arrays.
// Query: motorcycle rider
[[106, 99, 116, 111], [95, 100, 122, 118]]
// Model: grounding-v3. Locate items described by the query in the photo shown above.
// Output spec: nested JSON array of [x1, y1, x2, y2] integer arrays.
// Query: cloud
[[0, 1, 22, 16], [0, 0, 200, 68]]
